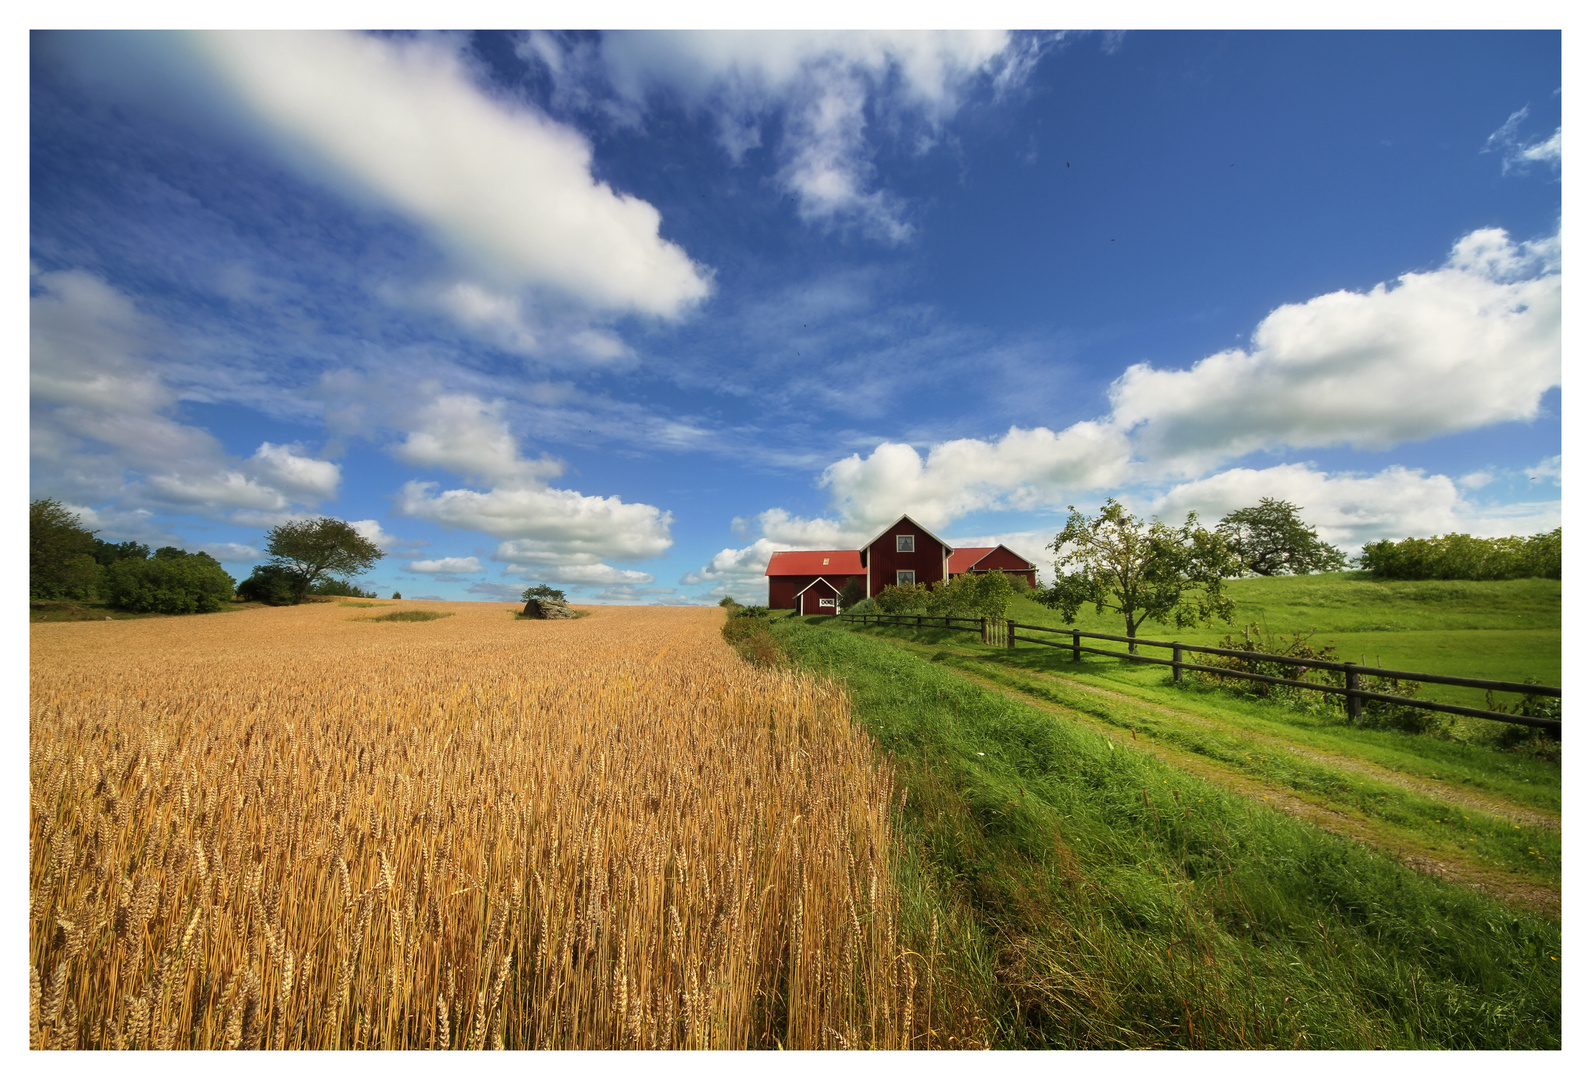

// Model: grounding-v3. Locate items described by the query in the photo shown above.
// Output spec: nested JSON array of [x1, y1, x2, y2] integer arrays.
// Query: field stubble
[[30, 603, 926, 1049]]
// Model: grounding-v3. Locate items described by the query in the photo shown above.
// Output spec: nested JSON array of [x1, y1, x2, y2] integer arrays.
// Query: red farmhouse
[[764, 514, 1038, 612]]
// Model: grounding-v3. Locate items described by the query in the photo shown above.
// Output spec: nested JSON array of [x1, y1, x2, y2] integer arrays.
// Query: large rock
[[521, 597, 578, 619]]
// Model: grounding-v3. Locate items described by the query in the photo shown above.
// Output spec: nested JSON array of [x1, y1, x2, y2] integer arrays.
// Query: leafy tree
[[102, 552, 235, 614], [717, 595, 738, 608], [391, 592, 402, 600], [91, 538, 151, 567], [522, 583, 567, 603], [926, 571, 1016, 620], [1358, 528, 1561, 580], [30, 498, 101, 600], [837, 576, 866, 610], [1216, 498, 1346, 576], [237, 564, 298, 605], [262, 517, 384, 603], [153, 546, 188, 560], [1037, 499, 1241, 652]]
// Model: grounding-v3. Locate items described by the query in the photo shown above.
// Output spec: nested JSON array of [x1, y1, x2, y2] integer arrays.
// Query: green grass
[[357, 609, 453, 623], [335, 599, 390, 608], [770, 618, 1560, 1049], [999, 574, 1561, 711]]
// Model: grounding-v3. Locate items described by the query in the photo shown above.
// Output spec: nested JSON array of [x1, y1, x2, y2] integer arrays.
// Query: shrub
[[722, 613, 785, 665], [925, 572, 1016, 620], [391, 592, 401, 600], [310, 578, 377, 598], [102, 552, 236, 614], [522, 583, 567, 603], [237, 564, 301, 605], [873, 582, 931, 614]]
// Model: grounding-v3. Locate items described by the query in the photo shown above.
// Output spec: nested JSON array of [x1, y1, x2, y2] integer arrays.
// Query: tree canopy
[[102, 552, 235, 614], [262, 517, 384, 603], [522, 583, 567, 603], [30, 498, 100, 600], [1037, 499, 1241, 650], [1216, 497, 1346, 576]]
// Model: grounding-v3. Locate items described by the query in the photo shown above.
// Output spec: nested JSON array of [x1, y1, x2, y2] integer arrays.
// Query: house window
[[896, 535, 915, 552], [818, 597, 836, 607], [822, 557, 829, 565], [896, 570, 915, 586]]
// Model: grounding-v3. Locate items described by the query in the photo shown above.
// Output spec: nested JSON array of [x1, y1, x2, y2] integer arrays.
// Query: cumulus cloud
[[177, 31, 711, 319], [404, 556, 483, 574], [389, 391, 674, 567], [553, 30, 1049, 241], [1148, 463, 1560, 553], [1110, 227, 1560, 476], [1483, 105, 1561, 174], [506, 563, 654, 586], [347, 519, 412, 553], [204, 542, 263, 563], [31, 268, 343, 520]]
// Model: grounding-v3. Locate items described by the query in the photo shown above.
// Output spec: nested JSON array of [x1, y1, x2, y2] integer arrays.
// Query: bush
[[391, 592, 401, 600], [1190, 622, 1447, 734], [522, 583, 567, 603], [310, 578, 377, 598], [1358, 529, 1560, 580], [925, 572, 1016, 620], [722, 613, 785, 666], [873, 582, 931, 614], [237, 564, 301, 605], [102, 553, 236, 614]]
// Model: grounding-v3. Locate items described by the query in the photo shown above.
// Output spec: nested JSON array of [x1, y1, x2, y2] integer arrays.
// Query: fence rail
[[835, 613, 1560, 736]]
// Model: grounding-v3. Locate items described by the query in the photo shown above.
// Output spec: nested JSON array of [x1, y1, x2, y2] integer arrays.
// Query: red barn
[[947, 544, 1038, 590], [764, 549, 864, 613], [764, 514, 1039, 609]]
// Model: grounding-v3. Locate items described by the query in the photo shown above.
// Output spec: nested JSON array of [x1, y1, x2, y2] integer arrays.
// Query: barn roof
[[765, 550, 865, 576], [948, 544, 1038, 574]]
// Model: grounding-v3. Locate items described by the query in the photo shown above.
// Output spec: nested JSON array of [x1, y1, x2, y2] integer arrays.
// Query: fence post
[[1007, 619, 1016, 649], [1172, 642, 1183, 683], [980, 618, 989, 644], [1072, 629, 1081, 663], [1344, 662, 1362, 723]]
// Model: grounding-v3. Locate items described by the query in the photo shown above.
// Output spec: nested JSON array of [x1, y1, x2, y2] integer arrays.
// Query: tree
[[237, 565, 298, 605], [837, 576, 866, 610], [91, 538, 151, 567], [926, 571, 1016, 620], [102, 552, 235, 614], [391, 592, 402, 600], [30, 498, 101, 600], [1037, 499, 1241, 652], [522, 583, 567, 603], [262, 517, 384, 603], [1216, 498, 1346, 576]]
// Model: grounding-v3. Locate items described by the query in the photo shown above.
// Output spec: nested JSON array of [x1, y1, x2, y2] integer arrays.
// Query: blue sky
[[29, 28, 1561, 604]]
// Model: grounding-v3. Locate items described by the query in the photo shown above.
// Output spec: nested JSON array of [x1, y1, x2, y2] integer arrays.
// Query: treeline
[[30, 499, 237, 614], [29, 499, 380, 615], [1359, 528, 1561, 581]]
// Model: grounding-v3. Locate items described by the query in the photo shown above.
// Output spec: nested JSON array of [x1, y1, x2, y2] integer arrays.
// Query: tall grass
[[30, 604, 916, 1049]]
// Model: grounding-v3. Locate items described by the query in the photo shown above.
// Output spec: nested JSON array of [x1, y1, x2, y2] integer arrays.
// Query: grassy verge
[[28, 599, 249, 622], [769, 617, 1560, 1049]]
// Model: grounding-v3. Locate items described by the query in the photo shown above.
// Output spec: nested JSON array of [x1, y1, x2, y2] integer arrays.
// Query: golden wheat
[[30, 602, 918, 1049]]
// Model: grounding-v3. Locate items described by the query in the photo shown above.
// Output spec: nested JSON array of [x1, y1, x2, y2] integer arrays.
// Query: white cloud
[[681, 537, 785, 592], [1483, 105, 1561, 174], [245, 442, 341, 501], [1110, 227, 1560, 476], [404, 556, 483, 574], [819, 421, 1133, 531], [31, 268, 343, 520], [346, 519, 407, 552], [1148, 463, 1560, 553], [394, 395, 564, 487], [205, 542, 263, 563], [577, 31, 1044, 241], [506, 563, 655, 587], [178, 31, 711, 317]]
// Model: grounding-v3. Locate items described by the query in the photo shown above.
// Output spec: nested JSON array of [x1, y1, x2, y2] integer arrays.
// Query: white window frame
[[896, 534, 915, 552], [896, 570, 915, 586]]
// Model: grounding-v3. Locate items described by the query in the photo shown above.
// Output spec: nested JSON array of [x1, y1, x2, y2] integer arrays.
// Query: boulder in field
[[521, 597, 578, 619]]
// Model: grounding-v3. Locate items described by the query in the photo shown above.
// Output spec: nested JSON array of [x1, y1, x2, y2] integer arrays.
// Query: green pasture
[[765, 617, 1560, 1050]]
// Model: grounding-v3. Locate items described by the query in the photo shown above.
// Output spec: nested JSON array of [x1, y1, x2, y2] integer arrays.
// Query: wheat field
[[29, 601, 925, 1049]]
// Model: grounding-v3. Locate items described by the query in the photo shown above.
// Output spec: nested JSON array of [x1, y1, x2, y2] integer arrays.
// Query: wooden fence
[[835, 613, 1561, 736]]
